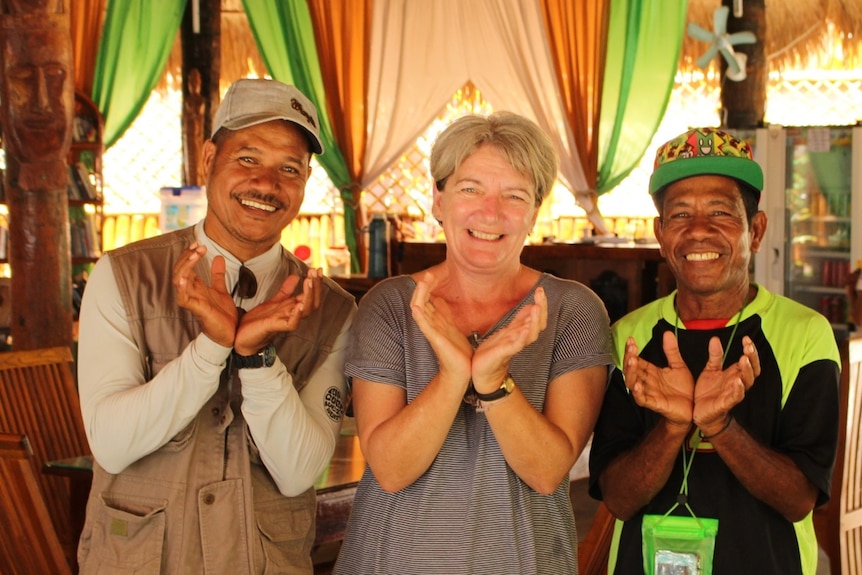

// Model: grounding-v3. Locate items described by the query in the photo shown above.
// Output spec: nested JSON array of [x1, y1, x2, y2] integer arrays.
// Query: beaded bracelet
[[700, 417, 733, 441]]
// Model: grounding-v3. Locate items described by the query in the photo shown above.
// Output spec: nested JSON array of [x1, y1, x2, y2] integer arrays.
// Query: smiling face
[[432, 144, 537, 274], [655, 174, 766, 310], [201, 119, 311, 261]]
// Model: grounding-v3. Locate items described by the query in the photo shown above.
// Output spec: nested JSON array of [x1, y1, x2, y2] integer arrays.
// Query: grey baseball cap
[[211, 78, 324, 154]]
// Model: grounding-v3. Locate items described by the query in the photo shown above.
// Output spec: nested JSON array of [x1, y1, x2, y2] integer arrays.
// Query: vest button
[[203, 493, 215, 505]]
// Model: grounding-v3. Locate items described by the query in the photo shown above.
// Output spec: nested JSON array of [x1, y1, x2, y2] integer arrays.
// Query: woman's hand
[[471, 286, 547, 394], [410, 272, 473, 384]]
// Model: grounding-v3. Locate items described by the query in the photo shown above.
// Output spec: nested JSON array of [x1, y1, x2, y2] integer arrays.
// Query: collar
[[193, 221, 285, 306]]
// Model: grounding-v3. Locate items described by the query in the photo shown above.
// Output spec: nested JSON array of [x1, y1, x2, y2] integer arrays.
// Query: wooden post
[[181, 0, 220, 186], [0, 0, 74, 350], [720, 0, 767, 129]]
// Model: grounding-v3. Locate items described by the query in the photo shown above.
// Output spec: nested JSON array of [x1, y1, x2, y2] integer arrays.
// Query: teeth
[[242, 199, 276, 212], [686, 252, 719, 261], [469, 230, 502, 241]]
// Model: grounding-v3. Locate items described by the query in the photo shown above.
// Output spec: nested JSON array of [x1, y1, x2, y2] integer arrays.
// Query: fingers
[[277, 274, 302, 299], [622, 337, 641, 391], [410, 272, 434, 310], [410, 272, 446, 333], [741, 335, 761, 379], [534, 287, 548, 332], [299, 268, 322, 317], [210, 255, 228, 295], [661, 330, 687, 369], [716, 336, 760, 393], [705, 336, 725, 371], [173, 243, 207, 293]]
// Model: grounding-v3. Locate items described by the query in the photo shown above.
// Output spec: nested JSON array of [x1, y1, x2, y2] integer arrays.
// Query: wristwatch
[[233, 343, 277, 369], [474, 374, 516, 401]]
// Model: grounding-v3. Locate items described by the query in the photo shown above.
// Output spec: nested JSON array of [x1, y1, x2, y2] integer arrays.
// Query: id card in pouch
[[642, 514, 719, 575]]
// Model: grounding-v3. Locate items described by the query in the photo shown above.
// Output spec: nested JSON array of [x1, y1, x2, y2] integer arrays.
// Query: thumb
[[705, 336, 725, 370], [661, 330, 686, 369]]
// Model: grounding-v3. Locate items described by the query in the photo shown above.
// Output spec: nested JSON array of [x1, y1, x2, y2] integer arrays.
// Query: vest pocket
[[255, 486, 316, 574], [80, 493, 168, 574]]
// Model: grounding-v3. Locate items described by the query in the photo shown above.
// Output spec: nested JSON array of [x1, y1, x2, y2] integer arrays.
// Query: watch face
[[235, 344, 277, 369], [262, 343, 277, 367], [502, 375, 515, 394]]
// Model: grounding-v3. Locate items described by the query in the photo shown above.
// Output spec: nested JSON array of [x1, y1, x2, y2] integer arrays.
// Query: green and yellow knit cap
[[648, 127, 763, 199]]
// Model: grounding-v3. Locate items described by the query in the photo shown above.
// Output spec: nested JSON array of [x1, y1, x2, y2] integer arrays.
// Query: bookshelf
[[67, 91, 104, 265]]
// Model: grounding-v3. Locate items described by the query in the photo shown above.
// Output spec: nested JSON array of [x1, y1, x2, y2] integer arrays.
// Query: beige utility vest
[[77, 227, 355, 574]]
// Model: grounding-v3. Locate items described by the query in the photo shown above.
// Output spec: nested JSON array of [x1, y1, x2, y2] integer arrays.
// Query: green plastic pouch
[[641, 514, 718, 575]]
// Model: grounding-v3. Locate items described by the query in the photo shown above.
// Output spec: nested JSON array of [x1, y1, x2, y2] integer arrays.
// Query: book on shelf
[[69, 211, 100, 259], [0, 221, 7, 261], [67, 162, 98, 201], [73, 114, 97, 143]]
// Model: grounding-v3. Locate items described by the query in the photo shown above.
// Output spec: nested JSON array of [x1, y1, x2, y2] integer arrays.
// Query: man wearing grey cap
[[76, 78, 355, 574]]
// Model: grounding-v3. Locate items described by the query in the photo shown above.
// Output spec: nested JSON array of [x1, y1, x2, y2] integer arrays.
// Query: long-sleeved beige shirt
[[77, 221, 354, 496]]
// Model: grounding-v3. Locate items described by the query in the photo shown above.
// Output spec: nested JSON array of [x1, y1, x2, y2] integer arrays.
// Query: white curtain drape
[[363, 0, 592, 210]]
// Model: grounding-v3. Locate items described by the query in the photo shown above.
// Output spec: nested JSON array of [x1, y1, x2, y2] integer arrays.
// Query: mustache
[[231, 190, 286, 210]]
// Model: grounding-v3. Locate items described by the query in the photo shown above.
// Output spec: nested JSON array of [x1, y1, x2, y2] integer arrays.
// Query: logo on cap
[[291, 98, 317, 129], [649, 127, 763, 195]]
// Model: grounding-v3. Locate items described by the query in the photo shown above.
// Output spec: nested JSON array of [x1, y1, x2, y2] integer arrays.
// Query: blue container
[[368, 214, 389, 278]]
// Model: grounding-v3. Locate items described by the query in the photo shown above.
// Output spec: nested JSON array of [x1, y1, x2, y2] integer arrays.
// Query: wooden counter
[[335, 241, 674, 321]]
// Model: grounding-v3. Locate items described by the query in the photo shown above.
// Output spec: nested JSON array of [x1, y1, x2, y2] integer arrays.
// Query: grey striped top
[[334, 274, 612, 575]]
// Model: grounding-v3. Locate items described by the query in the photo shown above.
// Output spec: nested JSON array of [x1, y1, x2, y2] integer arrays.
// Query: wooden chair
[[0, 432, 73, 574], [815, 334, 862, 575], [0, 346, 90, 566], [578, 501, 615, 575]]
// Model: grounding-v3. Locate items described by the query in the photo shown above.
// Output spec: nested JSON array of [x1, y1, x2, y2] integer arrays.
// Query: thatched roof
[[220, 0, 266, 88], [162, 0, 861, 93], [682, 0, 862, 73], [161, 0, 266, 93]]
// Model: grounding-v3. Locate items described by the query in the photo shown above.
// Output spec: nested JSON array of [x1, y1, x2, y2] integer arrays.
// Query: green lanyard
[[666, 294, 750, 518]]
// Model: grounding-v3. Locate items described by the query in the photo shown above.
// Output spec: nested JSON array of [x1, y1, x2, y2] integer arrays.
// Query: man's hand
[[624, 331, 694, 429], [693, 335, 761, 435], [174, 244, 238, 347], [233, 269, 323, 356]]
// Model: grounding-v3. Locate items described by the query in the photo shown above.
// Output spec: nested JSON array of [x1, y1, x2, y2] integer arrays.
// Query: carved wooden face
[[2, 28, 72, 163]]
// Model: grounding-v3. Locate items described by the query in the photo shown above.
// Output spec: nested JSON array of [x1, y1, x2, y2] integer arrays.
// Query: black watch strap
[[473, 374, 515, 401], [233, 343, 277, 369]]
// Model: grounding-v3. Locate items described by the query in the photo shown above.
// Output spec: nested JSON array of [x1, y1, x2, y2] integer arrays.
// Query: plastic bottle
[[368, 214, 389, 278]]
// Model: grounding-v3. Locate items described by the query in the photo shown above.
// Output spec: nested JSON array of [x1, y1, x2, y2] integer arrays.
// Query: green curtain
[[242, 0, 359, 272], [92, 0, 187, 147], [597, 0, 687, 193]]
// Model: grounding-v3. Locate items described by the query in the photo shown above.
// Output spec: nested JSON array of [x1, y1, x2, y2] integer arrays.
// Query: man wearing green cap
[[589, 127, 840, 574]]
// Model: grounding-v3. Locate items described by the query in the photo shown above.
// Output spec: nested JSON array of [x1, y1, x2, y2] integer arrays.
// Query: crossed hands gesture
[[623, 330, 761, 434], [409, 271, 547, 395], [173, 243, 321, 354]]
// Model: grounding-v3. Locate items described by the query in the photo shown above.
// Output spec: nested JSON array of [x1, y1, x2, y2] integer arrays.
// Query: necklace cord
[[665, 292, 751, 519]]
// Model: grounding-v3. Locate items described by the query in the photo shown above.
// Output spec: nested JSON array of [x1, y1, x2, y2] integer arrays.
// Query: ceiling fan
[[688, 5, 757, 81]]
